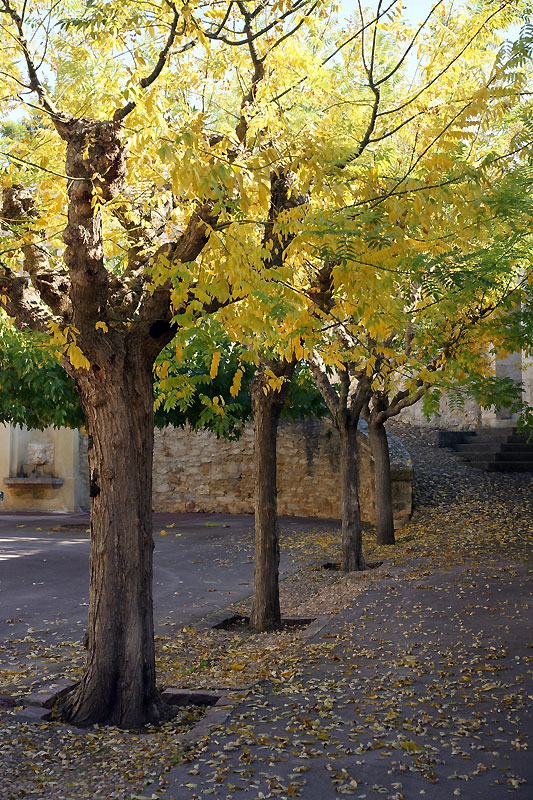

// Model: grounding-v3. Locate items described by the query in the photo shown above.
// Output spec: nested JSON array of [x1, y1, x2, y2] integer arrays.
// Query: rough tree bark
[[337, 408, 368, 572], [63, 341, 161, 727], [310, 359, 369, 572], [249, 359, 296, 631], [368, 417, 395, 545]]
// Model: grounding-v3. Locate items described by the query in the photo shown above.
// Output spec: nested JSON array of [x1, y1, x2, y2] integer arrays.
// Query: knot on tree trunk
[[64, 119, 127, 202], [2, 185, 36, 220]]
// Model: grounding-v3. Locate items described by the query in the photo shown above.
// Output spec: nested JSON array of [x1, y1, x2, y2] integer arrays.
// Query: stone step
[[506, 434, 533, 444], [471, 434, 530, 445], [486, 461, 533, 472], [495, 450, 533, 462], [500, 442, 533, 453], [460, 457, 533, 472], [456, 443, 504, 453], [458, 454, 496, 465], [457, 443, 533, 458], [444, 426, 533, 471], [475, 426, 517, 436]]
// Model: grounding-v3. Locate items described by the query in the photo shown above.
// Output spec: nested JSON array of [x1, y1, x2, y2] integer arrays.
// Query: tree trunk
[[61, 343, 162, 728], [369, 419, 395, 545], [338, 417, 367, 572], [249, 364, 294, 631]]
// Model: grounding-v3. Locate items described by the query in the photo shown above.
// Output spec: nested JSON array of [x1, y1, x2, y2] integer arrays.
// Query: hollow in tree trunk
[[338, 417, 368, 572], [61, 343, 163, 728], [249, 363, 295, 631], [369, 419, 395, 545]]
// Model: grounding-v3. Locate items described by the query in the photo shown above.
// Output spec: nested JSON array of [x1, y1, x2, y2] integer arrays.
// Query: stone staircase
[[439, 427, 533, 472]]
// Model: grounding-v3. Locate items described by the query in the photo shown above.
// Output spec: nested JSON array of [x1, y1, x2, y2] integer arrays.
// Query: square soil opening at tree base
[[17, 682, 224, 732], [161, 688, 223, 707], [320, 561, 383, 570], [212, 614, 316, 632]]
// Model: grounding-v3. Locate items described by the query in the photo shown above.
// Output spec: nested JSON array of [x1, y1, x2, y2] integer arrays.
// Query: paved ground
[[0, 511, 339, 679], [144, 557, 533, 799], [1, 424, 531, 799]]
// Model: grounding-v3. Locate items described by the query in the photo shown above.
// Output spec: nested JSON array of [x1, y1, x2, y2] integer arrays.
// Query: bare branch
[[128, 200, 221, 355], [0, 0, 69, 122], [235, 0, 266, 143], [309, 356, 339, 418], [204, 0, 312, 46], [349, 372, 371, 416], [375, 0, 446, 87], [269, 0, 398, 106], [114, 2, 192, 121], [338, 366, 350, 412], [265, 2, 319, 57], [381, 382, 429, 421], [376, 0, 513, 119], [0, 269, 55, 333]]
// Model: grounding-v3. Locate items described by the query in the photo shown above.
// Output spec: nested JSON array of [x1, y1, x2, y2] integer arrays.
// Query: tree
[[292, 1, 531, 561], [0, 313, 84, 429], [321, 156, 533, 546], [0, 0, 325, 727], [249, 355, 297, 630], [0, 0, 526, 725]]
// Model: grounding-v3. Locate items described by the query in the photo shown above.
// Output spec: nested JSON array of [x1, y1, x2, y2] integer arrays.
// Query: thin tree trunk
[[61, 345, 162, 728], [338, 417, 367, 572], [249, 363, 295, 631], [369, 419, 395, 545]]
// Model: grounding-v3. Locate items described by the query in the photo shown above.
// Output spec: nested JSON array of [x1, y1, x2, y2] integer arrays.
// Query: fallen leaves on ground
[[0, 423, 531, 799]]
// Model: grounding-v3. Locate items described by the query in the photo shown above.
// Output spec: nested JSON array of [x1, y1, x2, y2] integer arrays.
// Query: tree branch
[[0, 0, 69, 123], [349, 372, 371, 417], [0, 268, 55, 333], [1, 186, 70, 320], [113, 2, 192, 122], [128, 201, 220, 355], [309, 356, 339, 419], [235, 0, 266, 144], [381, 382, 429, 422]]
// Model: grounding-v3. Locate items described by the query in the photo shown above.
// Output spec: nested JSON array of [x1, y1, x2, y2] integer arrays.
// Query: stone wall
[[399, 350, 533, 430], [399, 394, 482, 430], [152, 418, 413, 527], [1, 418, 413, 525]]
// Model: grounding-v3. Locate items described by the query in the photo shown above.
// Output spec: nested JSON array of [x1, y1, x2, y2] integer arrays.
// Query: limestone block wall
[[399, 352, 533, 430], [399, 394, 482, 430], [152, 418, 413, 526], [1, 419, 412, 523]]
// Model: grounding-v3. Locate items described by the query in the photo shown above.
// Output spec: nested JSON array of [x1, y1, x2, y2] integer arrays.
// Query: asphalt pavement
[[0, 511, 338, 649]]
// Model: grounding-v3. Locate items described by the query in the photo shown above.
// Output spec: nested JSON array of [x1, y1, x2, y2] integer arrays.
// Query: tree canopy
[[0, 0, 531, 726]]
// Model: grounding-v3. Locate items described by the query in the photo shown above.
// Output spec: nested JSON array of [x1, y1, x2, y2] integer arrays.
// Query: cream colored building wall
[[0, 423, 88, 512]]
